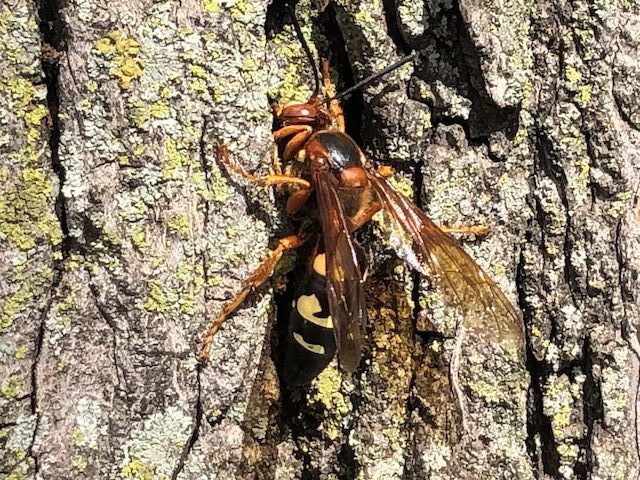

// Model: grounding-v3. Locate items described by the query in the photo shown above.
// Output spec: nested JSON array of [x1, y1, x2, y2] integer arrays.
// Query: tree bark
[[1, 0, 639, 479]]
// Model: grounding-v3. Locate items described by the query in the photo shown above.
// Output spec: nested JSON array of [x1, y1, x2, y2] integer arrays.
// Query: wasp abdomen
[[283, 254, 336, 386]]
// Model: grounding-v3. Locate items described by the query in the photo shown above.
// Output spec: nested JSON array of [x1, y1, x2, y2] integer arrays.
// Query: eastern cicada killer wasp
[[199, 5, 525, 385]]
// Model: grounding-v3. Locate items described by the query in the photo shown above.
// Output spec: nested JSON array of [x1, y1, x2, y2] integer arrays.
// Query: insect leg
[[320, 59, 345, 132], [274, 125, 313, 161], [273, 124, 312, 140], [286, 187, 312, 216], [217, 144, 311, 189], [439, 225, 491, 236], [199, 234, 306, 363], [272, 144, 283, 175]]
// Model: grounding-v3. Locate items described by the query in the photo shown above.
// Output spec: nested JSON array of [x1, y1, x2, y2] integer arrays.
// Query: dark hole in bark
[[517, 244, 561, 476], [381, 0, 413, 56], [576, 338, 604, 478], [36, 0, 70, 253]]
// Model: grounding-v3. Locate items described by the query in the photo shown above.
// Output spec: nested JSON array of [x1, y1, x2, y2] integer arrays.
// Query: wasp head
[[275, 97, 332, 128]]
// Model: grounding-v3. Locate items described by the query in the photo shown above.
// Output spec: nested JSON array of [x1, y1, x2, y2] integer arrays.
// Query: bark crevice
[[87, 280, 123, 389], [518, 237, 560, 477], [577, 338, 603, 478], [170, 366, 203, 480], [28, 0, 68, 474]]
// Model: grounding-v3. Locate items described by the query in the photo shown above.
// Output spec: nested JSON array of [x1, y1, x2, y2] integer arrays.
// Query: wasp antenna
[[334, 52, 418, 100], [286, 3, 321, 98]]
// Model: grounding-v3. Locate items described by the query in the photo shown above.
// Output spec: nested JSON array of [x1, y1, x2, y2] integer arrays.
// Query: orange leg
[[274, 125, 312, 162], [440, 225, 491, 236], [218, 145, 310, 189], [199, 234, 306, 363], [286, 187, 312, 216], [283, 132, 311, 162], [321, 59, 345, 133], [273, 124, 312, 141], [272, 123, 311, 174], [271, 144, 283, 175]]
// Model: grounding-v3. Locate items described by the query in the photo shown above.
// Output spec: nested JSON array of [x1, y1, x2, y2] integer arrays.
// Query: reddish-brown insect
[[199, 10, 524, 385]]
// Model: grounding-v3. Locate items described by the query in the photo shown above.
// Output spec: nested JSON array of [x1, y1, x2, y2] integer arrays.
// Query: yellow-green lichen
[[150, 101, 170, 119], [2, 286, 31, 329], [0, 167, 63, 250], [132, 143, 145, 156], [162, 139, 190, 181], [143, 280, 174, 313], [71, 455, 88, 471], [167, 213, 190, 237], [14, 345, 28, 359], [202, 0, 220, 13], [94, 31, 144, 89], [57, 286, 78, 313], [1, 76, 40, 140], [230, 0, 253, 21], [121, 458, 155, 480], [130, 224, 147, 250], [5, 462, 32, 480], [2, 264, 54, 329], [1, 374, 24, 399], [179, 293, 195, 315], [314, 366, 350, 415], [72, 428, 86, 446], [210, 166, 230, 203]]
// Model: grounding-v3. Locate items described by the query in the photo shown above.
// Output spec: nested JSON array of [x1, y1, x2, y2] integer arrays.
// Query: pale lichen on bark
[[1, 0, 639, 479], [0, 0, 62, 478]]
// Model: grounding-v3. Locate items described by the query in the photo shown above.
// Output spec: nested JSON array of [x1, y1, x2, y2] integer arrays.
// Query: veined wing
[[314, 169, 367, 372], [367, 169, 524, 350]]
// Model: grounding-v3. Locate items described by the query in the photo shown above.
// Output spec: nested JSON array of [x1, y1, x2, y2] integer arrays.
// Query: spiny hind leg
[[217, 144, 310, 189], [199, 234, 306, 363]]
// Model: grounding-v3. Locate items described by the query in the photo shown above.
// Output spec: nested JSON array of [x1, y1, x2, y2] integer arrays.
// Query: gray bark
[[1, 0, 639, 479]]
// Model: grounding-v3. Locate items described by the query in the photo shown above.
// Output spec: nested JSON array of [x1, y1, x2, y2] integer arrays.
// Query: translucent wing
[[314, 169, 367, 371], [367, 169, 524, 350]]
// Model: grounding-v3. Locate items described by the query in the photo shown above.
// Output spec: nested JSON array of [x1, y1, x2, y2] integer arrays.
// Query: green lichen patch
[[268, 0, 320, 103], [0, 373, 25, 399], [94, 31, 144, 89], [2, 266, 54, 330], [161, 138, 191, 181], [143, 279, 176, 314], [203, 0, 220, 13], [129, 224, 147, 251], [0, 167, 63, 250], [167, 212, 191, 237]]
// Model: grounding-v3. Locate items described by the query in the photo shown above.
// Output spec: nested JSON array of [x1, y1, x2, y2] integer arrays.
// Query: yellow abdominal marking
[[312, 254, 327, 276], [293, 332, 325, 355], [297, 294, 333, 328]]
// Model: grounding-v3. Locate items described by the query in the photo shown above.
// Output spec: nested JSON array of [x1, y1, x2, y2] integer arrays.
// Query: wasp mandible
[[199, 5, 525, 385]]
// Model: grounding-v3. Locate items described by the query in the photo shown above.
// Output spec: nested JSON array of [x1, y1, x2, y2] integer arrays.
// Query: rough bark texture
[[1, 0, 639, 479]]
